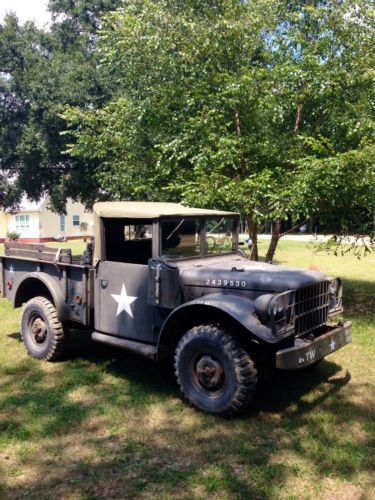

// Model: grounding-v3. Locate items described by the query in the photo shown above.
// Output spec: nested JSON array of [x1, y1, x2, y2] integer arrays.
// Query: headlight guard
[[328, 277, 343, 316], [255, 290, 295, 336]]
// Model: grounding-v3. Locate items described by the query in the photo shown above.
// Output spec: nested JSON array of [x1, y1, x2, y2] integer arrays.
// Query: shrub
[[6, 231, 21, 241]]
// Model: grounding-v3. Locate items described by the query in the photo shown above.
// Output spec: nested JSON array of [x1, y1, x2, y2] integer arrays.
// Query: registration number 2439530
[[205, 278, 247, 288]]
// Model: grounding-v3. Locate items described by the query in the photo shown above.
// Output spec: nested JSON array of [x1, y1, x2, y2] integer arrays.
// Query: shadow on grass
[[342, 277, 375, 315], [1, 328, 362, 420], [1, 326, 374, 498], [6, 332, 22, 341], [248, 361, 349, 415], [35, 330, 353, 416]]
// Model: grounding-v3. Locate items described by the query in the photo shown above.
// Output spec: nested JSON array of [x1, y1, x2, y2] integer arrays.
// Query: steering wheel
[[206, 235, 217, 253]]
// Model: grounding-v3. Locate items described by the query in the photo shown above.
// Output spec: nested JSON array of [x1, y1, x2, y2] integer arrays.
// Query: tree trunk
[[265, 220, 281, 263], [293, 101, 304, 135], [234, 111, 241, 136], [309, 217, 313, 233], [246, 214, 259, 261]]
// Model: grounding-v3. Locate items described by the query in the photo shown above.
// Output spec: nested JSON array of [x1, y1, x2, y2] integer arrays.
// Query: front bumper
[[275, 321, 352, 370]]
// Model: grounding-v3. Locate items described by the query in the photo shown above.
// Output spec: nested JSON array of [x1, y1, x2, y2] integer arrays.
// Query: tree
[[0, 1, 121, 212], [2, 0, 373, 259], [63, 0, 375, 260]]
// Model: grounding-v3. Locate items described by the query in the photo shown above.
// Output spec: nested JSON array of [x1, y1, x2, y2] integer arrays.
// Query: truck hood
[[176, 254, 326, 296]]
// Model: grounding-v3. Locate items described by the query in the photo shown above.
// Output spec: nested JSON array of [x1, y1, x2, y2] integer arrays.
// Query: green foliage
[[63, 0, 374, 258], [49, 0, 120, 34], [0, 1, 122, 212], [6, 231, 20, 241], [79, 221, 89, 233], [1, 0, 374, 258], [298, 146, 375, 234]]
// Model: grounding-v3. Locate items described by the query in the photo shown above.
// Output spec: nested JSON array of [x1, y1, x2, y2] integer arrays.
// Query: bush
[[79, 221, 89, 242], [6, 231, 21, 241]]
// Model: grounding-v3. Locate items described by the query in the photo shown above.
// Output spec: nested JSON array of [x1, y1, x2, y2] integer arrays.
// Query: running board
[[92, 332, 157, 360]]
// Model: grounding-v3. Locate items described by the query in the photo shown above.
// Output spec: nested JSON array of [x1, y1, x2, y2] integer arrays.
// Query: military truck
[[0, 202, 352, 416]]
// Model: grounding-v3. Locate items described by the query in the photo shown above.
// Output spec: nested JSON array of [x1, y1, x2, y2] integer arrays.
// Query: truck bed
[[0, 242, 94, 326], [3, 241, 80, 263]]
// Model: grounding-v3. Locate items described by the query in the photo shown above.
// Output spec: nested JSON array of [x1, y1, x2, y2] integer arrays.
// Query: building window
[[72, 215, 80, 226], [15, 214, 30, 232], [59, 215, 66, 232]]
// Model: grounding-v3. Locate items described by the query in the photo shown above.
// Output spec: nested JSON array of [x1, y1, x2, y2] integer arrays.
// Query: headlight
[[328, 277, 342, 312], [271, 300, 279, 317], [329, 278, 339, 296], [270, 298, 286, 317], [254, 293, 290, 320], [254, 294, 275, 320]]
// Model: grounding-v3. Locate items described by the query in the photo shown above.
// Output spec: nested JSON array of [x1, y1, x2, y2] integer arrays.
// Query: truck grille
[[295, 281, 330, 336]]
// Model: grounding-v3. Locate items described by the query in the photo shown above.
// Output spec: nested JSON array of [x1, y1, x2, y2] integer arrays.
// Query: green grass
[[44, 239, 86, 258], [0, 241, 374, 498]]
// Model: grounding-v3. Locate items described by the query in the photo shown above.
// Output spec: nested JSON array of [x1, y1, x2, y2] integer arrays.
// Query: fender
[[157, 293, 276, 356], [13, 272, 70, 321]]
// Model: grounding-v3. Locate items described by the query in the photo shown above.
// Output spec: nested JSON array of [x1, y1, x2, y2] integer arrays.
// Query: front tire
[[174, 325, 257, 416], [21, 297, 66, 361]]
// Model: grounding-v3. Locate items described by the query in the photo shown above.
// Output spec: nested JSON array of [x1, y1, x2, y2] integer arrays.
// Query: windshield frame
[[159, 215, 239, 261]]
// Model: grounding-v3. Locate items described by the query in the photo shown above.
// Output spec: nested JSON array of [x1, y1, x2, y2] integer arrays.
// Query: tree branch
[[280, 220, 307, 237], [234, 111, 241, 136]]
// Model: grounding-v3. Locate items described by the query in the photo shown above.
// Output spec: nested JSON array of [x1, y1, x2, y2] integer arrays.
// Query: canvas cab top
[[93, 202, 236, 219], [93, 202, 238, 265]]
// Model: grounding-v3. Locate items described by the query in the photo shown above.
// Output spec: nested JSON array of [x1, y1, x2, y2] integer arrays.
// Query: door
[[95, 260, 155, 343]]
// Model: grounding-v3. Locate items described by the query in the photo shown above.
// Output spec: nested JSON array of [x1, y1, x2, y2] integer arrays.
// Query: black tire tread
[[21, 296, 65, 361], [174, 325, 257, 416]]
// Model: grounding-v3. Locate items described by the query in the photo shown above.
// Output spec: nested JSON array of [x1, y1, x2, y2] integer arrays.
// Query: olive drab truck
[[0, 202, 352, 416]]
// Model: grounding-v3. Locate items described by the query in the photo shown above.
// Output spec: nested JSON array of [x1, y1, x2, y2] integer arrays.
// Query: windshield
[[160, 217, 237, 259], [205, 217, 237, 256]]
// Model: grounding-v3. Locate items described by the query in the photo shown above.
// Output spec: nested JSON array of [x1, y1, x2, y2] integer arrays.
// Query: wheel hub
[[31, 317, 48, 344], [195, 355, 224, 391]]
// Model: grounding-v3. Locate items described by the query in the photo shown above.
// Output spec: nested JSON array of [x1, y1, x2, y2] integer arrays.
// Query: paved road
[[240, 234, 371, 244], [240, 233, 329, 242]]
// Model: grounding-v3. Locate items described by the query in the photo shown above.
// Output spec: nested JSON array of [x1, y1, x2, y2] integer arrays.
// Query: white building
[[0, 197, 93, 243]]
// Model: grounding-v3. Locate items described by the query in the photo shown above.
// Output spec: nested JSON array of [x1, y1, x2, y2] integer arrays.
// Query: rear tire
[[174, 325, 257, 416], [21, 296, 66, 361]]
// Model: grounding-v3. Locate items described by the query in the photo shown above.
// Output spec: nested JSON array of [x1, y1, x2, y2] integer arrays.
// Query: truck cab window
[[205, 217, 237, 255], [161, 218, 201, 258], [103, 218, 152, 264]]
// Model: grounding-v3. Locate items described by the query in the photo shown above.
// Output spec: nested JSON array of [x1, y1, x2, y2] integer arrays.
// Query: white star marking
[[9, 265, 14, 275], [329, 337, 336, 352], [111, 283, 137, 318]]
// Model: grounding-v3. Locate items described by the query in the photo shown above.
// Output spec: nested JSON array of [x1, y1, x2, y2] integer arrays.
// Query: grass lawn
[[0, 241, 374, 498]]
